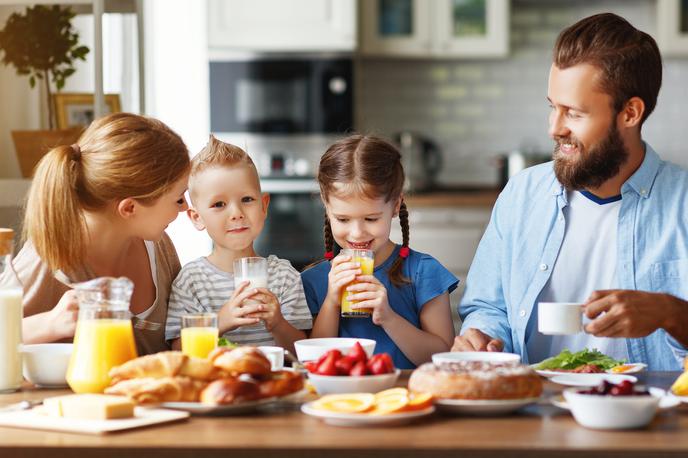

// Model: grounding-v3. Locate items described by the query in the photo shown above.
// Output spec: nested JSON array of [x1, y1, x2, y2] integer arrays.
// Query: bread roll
[[105, 376, 207, 404], [200, 378, 261, 405], [209, 346, 271, 377], [408, 362, 542, 400]]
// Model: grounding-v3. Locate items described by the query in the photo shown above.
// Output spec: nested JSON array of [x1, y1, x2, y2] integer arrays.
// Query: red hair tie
[[399, 246, 410, 259], [324, 251, 334, 260]]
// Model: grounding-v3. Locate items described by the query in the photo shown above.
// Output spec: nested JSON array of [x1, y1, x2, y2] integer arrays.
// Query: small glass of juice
[[340, 249, 374, 318], [181, 313, 218, 359]]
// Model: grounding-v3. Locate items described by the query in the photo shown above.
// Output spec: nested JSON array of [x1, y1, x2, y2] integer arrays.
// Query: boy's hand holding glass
[[217, 281, 262, 334], [245, 288, 285, 331], [324, 252, 362, 309], [345, 274, 395, 325]]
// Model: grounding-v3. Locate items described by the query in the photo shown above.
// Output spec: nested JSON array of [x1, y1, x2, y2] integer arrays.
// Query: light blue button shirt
[[459, 144, 688, 370]]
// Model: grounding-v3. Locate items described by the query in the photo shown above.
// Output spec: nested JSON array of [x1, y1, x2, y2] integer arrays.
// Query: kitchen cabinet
[[207, 0, 356, 52], [657, 0, 688, 56], [390, 205, 492, 329], [360, 0, 509, 58]]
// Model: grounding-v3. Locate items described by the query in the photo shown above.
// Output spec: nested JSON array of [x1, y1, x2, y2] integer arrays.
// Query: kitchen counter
[[0, 372, 686, 458], [404, 188, 501, 208]]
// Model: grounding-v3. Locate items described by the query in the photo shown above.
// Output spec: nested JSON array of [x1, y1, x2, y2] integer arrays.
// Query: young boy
[[165, 136, 312, 352]]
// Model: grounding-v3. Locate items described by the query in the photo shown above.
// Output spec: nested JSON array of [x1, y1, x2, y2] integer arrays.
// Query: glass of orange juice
[[181, 313, 218, 359], [66, 277, 138, 394], [340, 249, 375, 318]]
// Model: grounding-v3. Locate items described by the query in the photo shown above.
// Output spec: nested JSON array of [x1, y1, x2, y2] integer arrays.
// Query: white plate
[[669, 391, 688, 404], [551, 387, 681, 410], [434, 397, 540, 415], [549, 373, 637, 387], [300, 402, 435, 427], [531, 362, 646, 378], [161, 388, 308, 416]]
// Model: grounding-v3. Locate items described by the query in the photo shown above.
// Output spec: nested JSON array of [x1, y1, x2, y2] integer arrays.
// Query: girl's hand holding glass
[[345, 275, 395, 326], [218, 281, 263, 333], [325, 253, 361, 308]]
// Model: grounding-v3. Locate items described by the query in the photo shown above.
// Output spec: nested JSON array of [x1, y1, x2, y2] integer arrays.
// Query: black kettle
[[393, 132, 443, 193]]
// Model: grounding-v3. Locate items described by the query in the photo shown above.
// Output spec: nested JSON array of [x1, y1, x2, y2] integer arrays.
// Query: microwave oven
[[210, 56, 353, 134]]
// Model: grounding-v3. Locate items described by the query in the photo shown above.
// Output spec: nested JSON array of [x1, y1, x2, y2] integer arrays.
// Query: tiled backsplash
[[357, 0, 688, 187]]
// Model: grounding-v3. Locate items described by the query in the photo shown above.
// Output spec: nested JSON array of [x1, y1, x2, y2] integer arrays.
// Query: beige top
[[5, 233, 181, 355]]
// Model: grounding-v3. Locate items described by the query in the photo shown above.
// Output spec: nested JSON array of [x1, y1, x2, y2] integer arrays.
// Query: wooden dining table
[[0, 371, 686, 458]]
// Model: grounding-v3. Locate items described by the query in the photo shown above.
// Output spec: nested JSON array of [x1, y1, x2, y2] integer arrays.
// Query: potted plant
[[0, 4, 89, 177]]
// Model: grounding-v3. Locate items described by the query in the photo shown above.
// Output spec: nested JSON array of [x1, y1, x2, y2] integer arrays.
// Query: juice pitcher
[[66, 277, 138, 393]]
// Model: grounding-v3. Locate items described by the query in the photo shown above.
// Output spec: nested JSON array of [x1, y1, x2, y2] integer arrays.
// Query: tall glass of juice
[[66, 277, 138, 393], [181, 313, 218, 359], [340, 249, 375, 318]]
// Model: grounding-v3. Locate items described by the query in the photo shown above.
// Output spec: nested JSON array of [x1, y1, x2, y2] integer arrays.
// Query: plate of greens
[[531, 349, 644, 377]]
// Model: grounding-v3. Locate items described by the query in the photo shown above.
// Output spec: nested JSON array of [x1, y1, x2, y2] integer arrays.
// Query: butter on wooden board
[[43, 394, 134, 420]]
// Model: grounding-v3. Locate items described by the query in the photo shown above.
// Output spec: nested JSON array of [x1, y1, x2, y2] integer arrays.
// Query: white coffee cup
[[258, 346, 284, 370], [538, 302, 584, 335]]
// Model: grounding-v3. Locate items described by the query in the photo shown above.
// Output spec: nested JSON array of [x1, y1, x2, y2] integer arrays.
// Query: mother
[[4, 112, 190, 355]]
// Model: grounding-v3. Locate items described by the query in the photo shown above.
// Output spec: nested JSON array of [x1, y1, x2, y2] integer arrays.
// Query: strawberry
[[303, 361, 318, 373], [316, 349, 342, 366], [367, 353, 395, 375], [349, 360, 369, 376], [316, 351, 340, 376], [334, 355, 356, 375], [379, 353, 395, 372], [347, 342, 367, 364]]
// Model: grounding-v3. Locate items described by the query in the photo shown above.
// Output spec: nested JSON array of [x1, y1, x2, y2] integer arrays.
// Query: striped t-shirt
[[166, 255, 312, 345]]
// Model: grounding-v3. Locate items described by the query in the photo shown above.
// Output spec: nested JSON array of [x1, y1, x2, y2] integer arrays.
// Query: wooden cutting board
[[0, 406, 189, 434]]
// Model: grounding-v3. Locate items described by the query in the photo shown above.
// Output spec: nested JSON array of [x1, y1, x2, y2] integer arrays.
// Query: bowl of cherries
[[562, 380, 660, 429], [303, 342, 399, 395]]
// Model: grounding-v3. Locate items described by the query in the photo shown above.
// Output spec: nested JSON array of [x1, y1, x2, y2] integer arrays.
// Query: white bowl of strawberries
[[303, 342, 399, 395]]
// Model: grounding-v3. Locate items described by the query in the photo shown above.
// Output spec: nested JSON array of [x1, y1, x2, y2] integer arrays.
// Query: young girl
[[301, 135, 457, 369], [2, 113, 191, 355]]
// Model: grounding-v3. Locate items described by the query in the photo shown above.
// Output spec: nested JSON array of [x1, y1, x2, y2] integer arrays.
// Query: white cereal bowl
[[21, 343, 73, 387], [562, 387, 660, 430], [294, 338, 376, 362], [432, 351, 521, 365], [308, 369, 400, 395]]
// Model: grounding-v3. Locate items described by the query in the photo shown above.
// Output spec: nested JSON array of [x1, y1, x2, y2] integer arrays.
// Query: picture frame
[[53, 93, 122, 129]]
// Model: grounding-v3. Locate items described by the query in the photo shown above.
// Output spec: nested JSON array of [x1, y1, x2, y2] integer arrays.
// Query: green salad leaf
[[535, 348, 625, 371], [217, 337, 238, 348]]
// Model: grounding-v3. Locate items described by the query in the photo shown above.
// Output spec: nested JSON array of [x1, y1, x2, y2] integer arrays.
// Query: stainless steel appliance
[[209, 55, 353, 135], [394, 132, 443, 193], [495, 150, 551, 188]]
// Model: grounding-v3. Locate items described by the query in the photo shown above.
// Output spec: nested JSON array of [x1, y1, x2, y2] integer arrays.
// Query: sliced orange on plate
[[369, 391, 409, 415], [406, 392, 434, 411], [312, 393, 376, 413]]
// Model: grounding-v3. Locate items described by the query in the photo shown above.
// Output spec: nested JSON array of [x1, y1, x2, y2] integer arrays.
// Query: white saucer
[[434, 397, 540, 416], [549, 373, 637, 387], [300, 402, 435, 427]]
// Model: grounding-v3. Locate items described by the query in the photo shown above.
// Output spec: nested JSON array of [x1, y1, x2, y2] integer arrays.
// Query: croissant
[[209, 346, 271, 377], [257, 370, 304, 399], [105, 376, 208, 404], [200, 378, 261, 405], [109, 351, 186, 382]]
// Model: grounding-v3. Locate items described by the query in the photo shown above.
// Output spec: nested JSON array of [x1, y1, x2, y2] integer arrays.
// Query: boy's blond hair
[[189, 135, 259, 200]]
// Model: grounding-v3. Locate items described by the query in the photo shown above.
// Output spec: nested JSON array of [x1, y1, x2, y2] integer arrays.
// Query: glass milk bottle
[[66, 277, 138, 393], [0, 228, 23, 393]]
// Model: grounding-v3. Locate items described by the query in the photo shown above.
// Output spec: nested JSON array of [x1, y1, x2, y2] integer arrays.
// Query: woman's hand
[[345, 275, 397, 326], [218, 281, 263, 334], [324, 254, 361, 309], [48, 290, 79, 340]]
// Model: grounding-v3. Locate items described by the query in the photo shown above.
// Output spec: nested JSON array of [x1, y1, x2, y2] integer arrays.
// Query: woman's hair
[[24, 112, 190, 273], [188, 135, 257, 202], [318, 134, 410, 286], [553, 13, 662, 125]]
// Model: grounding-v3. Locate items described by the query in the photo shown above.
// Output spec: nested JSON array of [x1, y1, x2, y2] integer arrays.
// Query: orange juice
[[341, 252, 375, 318], [66, 319, 137, 393], [181, 326, 218, 359]]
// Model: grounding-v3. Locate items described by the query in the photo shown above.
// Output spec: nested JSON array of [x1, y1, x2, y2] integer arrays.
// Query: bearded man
[[453, 13, 687, 370]]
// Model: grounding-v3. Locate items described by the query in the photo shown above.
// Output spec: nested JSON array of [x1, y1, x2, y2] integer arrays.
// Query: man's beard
[[553, 123, 629, 191]]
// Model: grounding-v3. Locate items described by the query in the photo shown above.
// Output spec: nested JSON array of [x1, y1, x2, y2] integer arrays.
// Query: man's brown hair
[[553, 13, 662, 125]]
